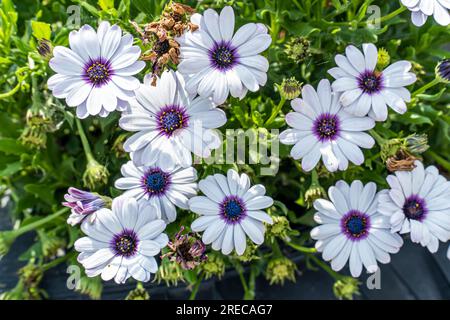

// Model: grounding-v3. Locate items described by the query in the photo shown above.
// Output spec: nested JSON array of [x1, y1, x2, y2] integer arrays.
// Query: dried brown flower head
[[131, 2, 198, 85], [386, 149, 420, 172]]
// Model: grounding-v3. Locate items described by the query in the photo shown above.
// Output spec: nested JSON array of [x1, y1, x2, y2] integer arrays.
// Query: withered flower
[[161, 227, 207, 270], [131, 2, 197, 85], [386, 149, 420, 172]]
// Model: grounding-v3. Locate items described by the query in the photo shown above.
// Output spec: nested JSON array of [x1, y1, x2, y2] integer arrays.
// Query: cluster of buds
[[265, 257, 297, 285], [131, 2, 197, 85], [161, 227, 207, 270], [381, 134, 429, 172]]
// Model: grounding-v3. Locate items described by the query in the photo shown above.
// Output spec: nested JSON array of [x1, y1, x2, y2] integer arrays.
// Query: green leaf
[[0, 162, 21, 177], [0, 138, 28, 155], [98, 0, 114, 11], [24, 183, 55, 206], [31, 20, 51, 40]]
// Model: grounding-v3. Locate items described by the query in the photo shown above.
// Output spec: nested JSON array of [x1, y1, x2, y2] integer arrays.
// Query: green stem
[[42, 251, 75, 271], [373, 6, 407, 24], [0, 82, 22, 100], [427, 150, 450, 172], [307, 253, 344, 281], [265, 97, 286, 126], [237, 268, 249, 295], [412, 78, 441, 97], [244, 267, 256, 300], [16, 208, 69, 237], [286, 241, 317, 253], [369, 129, 387, 146], [76, 118, 94, 162], [189, 273, 203, 300]]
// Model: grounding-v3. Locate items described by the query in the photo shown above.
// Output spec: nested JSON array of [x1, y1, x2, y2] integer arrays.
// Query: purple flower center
[[403, 195, 427, 221], [84, 58, 112, 87], [313, 113, 340, 141], [209, 41, 238, 71], [341, 210, 370, 241], [358, 70, 383, 94], [111, 229, 139, 257], [141, 167, 171, 197], [220, 195, 246, 224], [157, 105, 189, 136]]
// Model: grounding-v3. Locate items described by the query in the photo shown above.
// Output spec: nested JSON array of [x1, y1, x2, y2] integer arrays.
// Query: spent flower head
[[265, 257, 297, 285], [155, 259, 185, 286], [232, 241, 260, 263], [201, 253, 226, 280], [333, 277, 361, 300], [125, 282, 150, 300], [162, 227, 207, 270], [82, 159, 109, 191], [285, 37, 311, 63], [266, 215, 294, 242]]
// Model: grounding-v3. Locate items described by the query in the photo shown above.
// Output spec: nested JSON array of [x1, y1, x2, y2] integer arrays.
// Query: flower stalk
[[0, 208, 68, 258]]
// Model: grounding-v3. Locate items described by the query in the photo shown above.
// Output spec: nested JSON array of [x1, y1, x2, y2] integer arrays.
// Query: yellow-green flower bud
[[376, 48, 390, 69]]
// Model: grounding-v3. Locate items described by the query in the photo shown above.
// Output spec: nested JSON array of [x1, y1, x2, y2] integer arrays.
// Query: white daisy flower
[[48, 21, 145, 119], [119, 70, 226, 170], [190, 169, 273, 255], [378, 160, 450, 253], [401, 0, 450, 26], [176, 6, 272, 105], [311, 180, 404, 278], [74, 196, 168, 284], [279, 79, 375, 172], [114, 160, 198, 223], [328, 43, 417, 121]]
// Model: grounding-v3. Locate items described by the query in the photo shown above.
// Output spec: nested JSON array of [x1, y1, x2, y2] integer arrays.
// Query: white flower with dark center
[[311, 180, 404, 278], [114, 161, 198, 223], [189, 169, 273, 255], [378, 161, 450, 253], [279, 79, 375, 172], [176, 6, 272, 105], [401, 0, 450, 26], [74, 196, 168, 284], [48, 21, 145, 118], [329, 43, 416, 121], [119, 70, 226, 170]]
